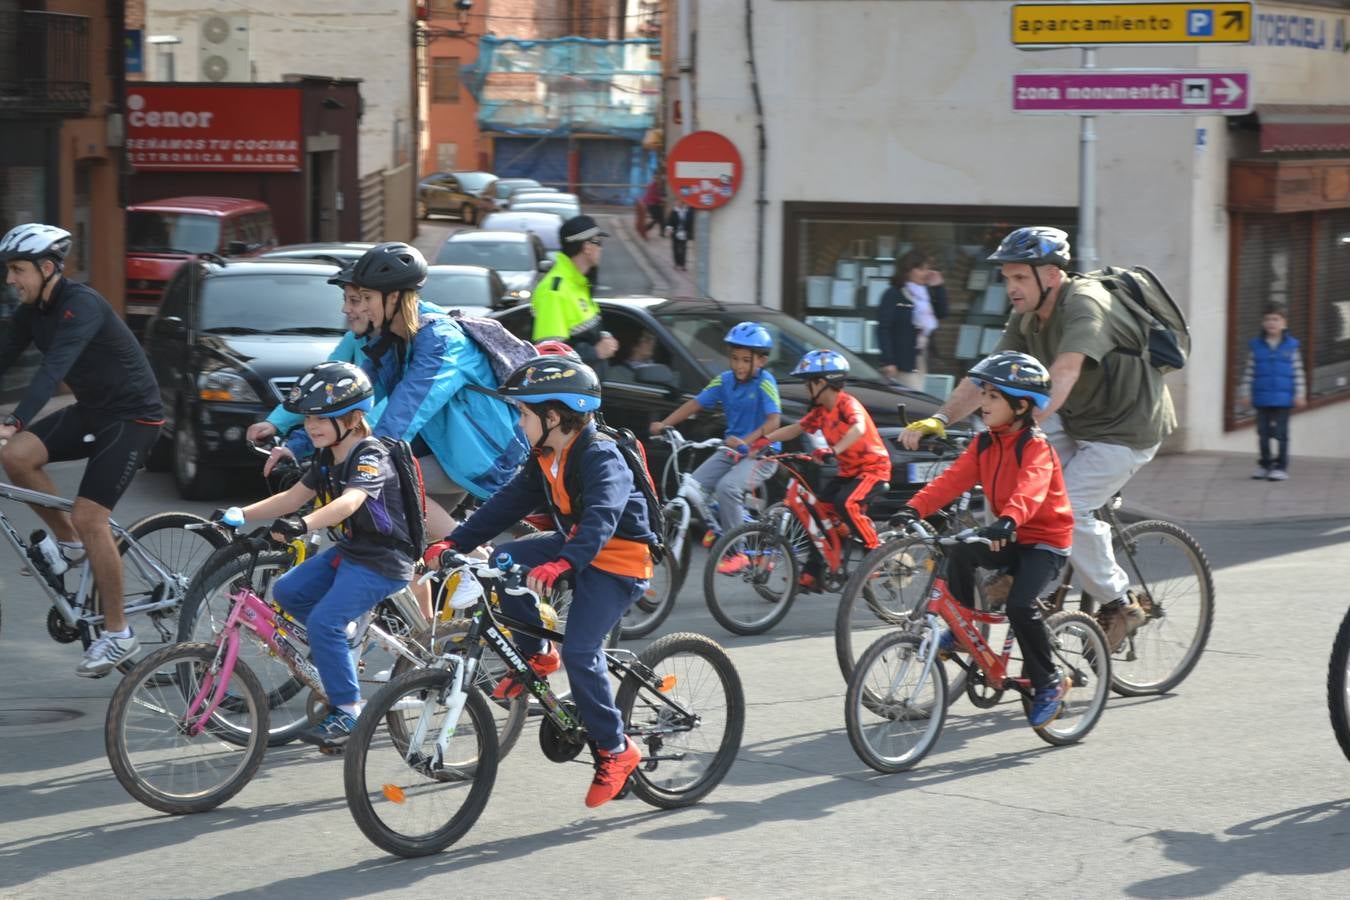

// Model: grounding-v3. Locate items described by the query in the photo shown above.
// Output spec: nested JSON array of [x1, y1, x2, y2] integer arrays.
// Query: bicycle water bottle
[[222, 507, 245, 529], [30, 530, 68, 576]]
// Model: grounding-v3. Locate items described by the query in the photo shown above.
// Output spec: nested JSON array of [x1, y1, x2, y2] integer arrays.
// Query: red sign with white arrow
[[1013, 69, 1252, 115]]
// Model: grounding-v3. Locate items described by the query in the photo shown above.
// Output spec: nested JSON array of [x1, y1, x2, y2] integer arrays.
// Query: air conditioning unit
[[198, 15, 249, 82]]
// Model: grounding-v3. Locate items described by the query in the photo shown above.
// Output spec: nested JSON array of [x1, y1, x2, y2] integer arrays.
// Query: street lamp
[[147, 35, 181, 82]]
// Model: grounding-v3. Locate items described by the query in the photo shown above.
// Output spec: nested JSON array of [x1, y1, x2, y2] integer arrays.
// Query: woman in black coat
[[876, 248, 947, 389]]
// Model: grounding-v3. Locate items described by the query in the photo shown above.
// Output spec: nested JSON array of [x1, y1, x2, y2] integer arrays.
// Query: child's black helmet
[[492, 355, 602, 412], [284, 361, 375, 417], [967, 351, 1052, 410]]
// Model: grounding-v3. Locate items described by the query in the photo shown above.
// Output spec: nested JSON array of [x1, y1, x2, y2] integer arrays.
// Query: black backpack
[[975, 426, 1038, 466], [322, 436, 427, 555], [544, 419, 668, 564]]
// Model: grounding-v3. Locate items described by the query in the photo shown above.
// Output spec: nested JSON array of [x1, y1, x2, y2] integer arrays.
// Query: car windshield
[[127, 212, 220, 254], [456, 172, 494, 191], [436, 240, 533, 271], [655, 309, 887, 384], [199, 273, 347, 334], [498, 180, 540, 198], [422, 271, 494, 308]]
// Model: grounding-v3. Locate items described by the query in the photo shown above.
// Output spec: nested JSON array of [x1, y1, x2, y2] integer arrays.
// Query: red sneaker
[[585, 736, 642, 808], [797, 572, 819, 593], [491, 645, 560, 700]]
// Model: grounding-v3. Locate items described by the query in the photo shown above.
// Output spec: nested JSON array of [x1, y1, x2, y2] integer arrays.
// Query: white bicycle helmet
[[0, 223, 73, 265]]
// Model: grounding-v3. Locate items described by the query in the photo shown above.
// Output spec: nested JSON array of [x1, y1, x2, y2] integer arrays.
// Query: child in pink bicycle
[[215, 361, 416, 752], [899, 351, 1074, 727]]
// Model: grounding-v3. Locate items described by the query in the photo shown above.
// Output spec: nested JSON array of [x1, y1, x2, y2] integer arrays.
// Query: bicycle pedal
[[317, 744, 345, 757]]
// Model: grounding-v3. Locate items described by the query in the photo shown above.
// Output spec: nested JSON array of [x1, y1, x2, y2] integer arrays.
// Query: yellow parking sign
[[1012, 2, 1252, 46]]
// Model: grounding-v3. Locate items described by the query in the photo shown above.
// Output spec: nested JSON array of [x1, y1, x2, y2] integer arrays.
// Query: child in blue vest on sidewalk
[[1238, 302, 1307, 481], [649, 322, 780, 571]]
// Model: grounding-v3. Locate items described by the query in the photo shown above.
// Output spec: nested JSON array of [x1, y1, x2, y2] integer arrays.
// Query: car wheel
[[462, 203, 476, 226], [144, 433, 173, 473], [417, 198, 429, 219], [173, 414, 225, 500]]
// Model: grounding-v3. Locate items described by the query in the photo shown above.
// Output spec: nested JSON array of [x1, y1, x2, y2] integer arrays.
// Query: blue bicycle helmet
[[490, 355, 602, 413], [284, 362, 376, 417], [724, 322, 773, 351], [967, 350, 1052, 410], [790, 349, 850, 385], [986, 227, 1071, 269]]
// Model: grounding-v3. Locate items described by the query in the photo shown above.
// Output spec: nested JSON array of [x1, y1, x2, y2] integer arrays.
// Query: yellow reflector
[[382, 784, 406, 804], [924, 558, 934, 572], [537, 602, 559, 631], [657, 675, 677, 693], [437, 571, 462, 622]]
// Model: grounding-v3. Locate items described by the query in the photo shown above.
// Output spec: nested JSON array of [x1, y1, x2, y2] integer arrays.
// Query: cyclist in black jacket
[[0, 224, 165, 677]]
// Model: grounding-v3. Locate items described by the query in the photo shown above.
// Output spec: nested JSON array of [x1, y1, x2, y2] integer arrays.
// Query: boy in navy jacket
[[1238, 302, 1307, 481]]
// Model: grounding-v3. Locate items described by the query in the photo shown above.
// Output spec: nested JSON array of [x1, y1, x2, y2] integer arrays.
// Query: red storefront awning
[[1257, 104, 1350, 154]]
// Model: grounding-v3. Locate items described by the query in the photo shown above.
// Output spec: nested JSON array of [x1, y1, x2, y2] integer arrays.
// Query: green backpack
[[1080, 266, 1191, 374]]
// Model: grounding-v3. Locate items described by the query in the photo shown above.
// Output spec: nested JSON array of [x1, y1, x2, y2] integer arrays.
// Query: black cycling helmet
[[351, 242, 428, 293], [987, 227, 1071, 270], [284, 361, 375, 417], [327, 262, 357, 288], [967, 350, 1052, 411], [491, 354, 602, 413]]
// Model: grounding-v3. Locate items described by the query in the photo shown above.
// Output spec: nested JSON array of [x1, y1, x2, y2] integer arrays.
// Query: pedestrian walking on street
[[666, 201, 694, 271], [1238, 302, 1307, 481], [640, 172, 665, 239]]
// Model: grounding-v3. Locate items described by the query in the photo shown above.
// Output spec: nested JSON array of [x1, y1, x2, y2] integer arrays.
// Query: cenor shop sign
[[1012, 2, 1252, 46], [126, 85, 302, 173]]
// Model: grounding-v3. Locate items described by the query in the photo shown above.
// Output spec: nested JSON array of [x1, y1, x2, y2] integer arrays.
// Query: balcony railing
[[0, 10, 91, 116]]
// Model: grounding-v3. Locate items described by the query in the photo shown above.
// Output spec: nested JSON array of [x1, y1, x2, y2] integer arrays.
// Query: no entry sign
[[667, 131, 742, 210]]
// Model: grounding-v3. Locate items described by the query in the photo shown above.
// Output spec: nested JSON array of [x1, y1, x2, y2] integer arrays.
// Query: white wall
[[691, 0, 1350, 457], [145, 1, 413, 179]]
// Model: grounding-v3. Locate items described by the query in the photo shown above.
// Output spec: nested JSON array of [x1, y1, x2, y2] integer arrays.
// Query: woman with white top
[[876, 249, 948, 390]]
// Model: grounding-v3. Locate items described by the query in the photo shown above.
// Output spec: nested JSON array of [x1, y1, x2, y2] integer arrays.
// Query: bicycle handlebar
[[937, 527, 996, 549], [655, 427, 726, 453]]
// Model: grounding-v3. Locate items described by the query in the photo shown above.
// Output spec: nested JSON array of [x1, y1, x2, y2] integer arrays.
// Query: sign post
[[666, 130, 743, 297], [1011, 1, 1253, 271]]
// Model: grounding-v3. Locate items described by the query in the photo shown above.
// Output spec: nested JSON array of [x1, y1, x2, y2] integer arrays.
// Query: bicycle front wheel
[[834, 535, 936, 681], [105, 642, 269, 814], [1328, 606, 1350, 763], [704, 521, 798, 635], [621, 548, 680, 640], [1108, 520, 1215, 696], [177, 547, 311, 746], [845, 631, 947, 773], [1028, 611, 1111, 747], [615, 632, 745, 808], [344, 669, 499, 858]]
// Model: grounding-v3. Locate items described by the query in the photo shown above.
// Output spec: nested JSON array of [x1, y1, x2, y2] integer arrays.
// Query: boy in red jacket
[[902, 350, 1074, 727]]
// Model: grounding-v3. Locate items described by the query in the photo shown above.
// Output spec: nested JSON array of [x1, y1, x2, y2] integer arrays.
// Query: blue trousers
[[1256, 406, 1291, 472], [494, 532, 645, 751], [273, 546, 406, 707]]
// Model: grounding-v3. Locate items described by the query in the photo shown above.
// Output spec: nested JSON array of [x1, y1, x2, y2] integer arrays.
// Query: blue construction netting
[[462, 36, 661, 142]]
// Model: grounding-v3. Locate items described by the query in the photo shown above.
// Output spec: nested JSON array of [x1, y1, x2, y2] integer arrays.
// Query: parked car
[[416, 171, 497, 224], [260, 242, 375, 264], [125, 196, 276, 325], [479, 210, 565, 252], [435, 230, 551, 308], [509, 189, 576, 208], [420, 264, 505, 314], [485, 177, 543, 210], [509, 200, 581, 222], [142, 258, 347, 499], [491, 297, 958, 517]]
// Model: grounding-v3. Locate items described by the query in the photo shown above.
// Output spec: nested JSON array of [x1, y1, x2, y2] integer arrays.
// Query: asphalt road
[[3, 456, 1350, 899]]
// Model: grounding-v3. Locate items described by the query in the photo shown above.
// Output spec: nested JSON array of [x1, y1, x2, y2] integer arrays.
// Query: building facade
[[144, 0, 417, 241], [681, 0, 1350, 458]]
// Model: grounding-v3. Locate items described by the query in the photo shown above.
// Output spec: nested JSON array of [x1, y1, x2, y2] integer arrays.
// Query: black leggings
[[27, 406, 161, 510], [946, 542, 1066, 690]]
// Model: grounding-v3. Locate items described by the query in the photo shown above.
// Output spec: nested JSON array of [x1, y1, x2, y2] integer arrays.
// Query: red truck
[[125, 196, 277, 323]]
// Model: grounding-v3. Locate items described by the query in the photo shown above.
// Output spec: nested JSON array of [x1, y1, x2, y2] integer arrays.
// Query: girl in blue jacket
[[1238, 302, 1307, 481]]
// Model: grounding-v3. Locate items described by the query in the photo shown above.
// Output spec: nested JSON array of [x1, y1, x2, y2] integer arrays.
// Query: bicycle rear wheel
[[615, 632, 744, 808], [105, 642, 269, 814], [704, 521, 799, 635], [1027, 611, 1111, 747], [344, 669, 499, 858], [1327, 606, 1350, 763], [1107, 520, 1214, 696], [845, 631, 947, 773], [177, 547, 311, 746]]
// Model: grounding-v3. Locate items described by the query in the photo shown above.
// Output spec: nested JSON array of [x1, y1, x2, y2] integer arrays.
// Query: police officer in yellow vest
[[531, 215, 618, 371]]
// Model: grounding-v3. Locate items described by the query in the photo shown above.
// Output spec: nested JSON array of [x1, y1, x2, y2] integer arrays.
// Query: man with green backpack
[[901, 226, 1181, 651]]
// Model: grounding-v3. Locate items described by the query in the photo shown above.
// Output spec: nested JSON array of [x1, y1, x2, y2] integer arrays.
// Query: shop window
[[781, 203, 1075, 383], [432, 57, 460, 103], [1228, 210, 1350, 428]]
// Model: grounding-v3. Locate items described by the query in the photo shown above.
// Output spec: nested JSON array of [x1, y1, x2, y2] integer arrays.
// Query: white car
[[480, 210, 565, 252], [434, 230, 552, 308]]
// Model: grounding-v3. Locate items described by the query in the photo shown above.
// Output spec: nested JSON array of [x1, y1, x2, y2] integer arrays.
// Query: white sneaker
[[1267, 469, 1289, 482], [76, 630, 140, 678], [1251, 466, 1269, 480]]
